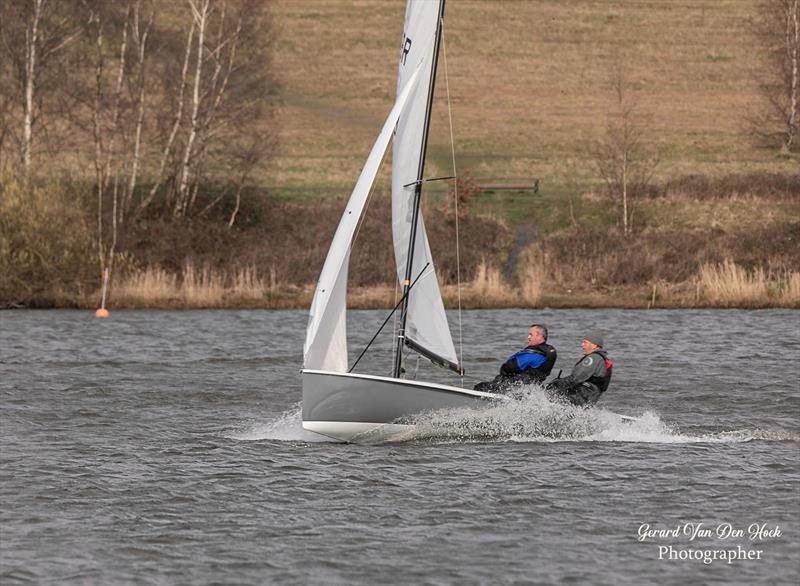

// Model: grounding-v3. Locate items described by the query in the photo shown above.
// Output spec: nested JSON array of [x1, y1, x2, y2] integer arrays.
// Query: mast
[[393, 0, 446, 379]]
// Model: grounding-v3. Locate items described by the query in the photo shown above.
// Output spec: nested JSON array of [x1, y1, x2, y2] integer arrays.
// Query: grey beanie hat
[[583, 331, 604, 347]]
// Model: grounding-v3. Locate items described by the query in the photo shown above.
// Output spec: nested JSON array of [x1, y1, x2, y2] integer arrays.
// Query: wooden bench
[[476, 178, 539, 193]]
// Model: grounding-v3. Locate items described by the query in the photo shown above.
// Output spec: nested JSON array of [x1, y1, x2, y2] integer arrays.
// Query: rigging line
[[441, 19, 464, 384], [348, 262, 431, 374], [403, 175, 456, 188]]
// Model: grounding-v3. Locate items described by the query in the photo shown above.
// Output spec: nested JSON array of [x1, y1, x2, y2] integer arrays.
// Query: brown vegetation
[[0, 172, 94, 307], [117, 190, 509, 289], [2, 166, 797, 309], [0, 0, 278, 277], [698, 260, 799, 307], [521, 176, 800, 308], [1, 2, 798, 310], [534, 221, 799, 290], [111, 262, 294, 308], [106, 258, 544, 311]]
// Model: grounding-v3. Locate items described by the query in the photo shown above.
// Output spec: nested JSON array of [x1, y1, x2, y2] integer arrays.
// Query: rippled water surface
[[1, 309, 799, 585]]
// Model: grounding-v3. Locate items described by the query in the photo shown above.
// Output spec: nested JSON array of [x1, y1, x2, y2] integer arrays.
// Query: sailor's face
[[581, 339, 599, 354], [528, 327, 544, 345]]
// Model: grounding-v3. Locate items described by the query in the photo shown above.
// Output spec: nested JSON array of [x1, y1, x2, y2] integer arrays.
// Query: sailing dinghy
[[302, 0, 504, 442]]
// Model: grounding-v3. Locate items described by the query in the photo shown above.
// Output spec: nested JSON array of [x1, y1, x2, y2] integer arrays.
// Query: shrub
[[0, 171, 94, 306]]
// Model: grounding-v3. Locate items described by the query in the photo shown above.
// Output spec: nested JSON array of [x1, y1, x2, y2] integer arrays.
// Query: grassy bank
[[3, 169, 798, 310]]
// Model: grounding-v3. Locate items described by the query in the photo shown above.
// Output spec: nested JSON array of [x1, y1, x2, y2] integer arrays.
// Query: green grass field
[[269, 0, 797, 220]]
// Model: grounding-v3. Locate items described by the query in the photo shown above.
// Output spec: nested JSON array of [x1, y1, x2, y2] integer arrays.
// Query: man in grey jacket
[[546, 332, 613, 407]]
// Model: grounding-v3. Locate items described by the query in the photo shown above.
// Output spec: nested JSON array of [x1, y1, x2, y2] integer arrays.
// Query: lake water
[[1, 309, 798, 585]]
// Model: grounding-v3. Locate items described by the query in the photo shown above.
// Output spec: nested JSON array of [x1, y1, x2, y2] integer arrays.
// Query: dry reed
[[517, 250, 544, 307], [112, 266, 179, 304], [464, 260, 518, 306], [106, 260, 800, 310], [697, 260, 800, 307], [778, 271, 800, 306], [347, 285, 396, 309], [111, 263, 277, 308], [698, 260, 767, 305], [301, 260, 538, 310], [182, 263, 226, 306]]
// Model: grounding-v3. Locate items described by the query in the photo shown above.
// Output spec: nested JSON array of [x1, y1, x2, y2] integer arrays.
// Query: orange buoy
[[95, 267, 110, 318]]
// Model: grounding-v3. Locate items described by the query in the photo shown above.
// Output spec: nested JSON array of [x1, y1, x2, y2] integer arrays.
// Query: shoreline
[[5, 288, 798, 311]]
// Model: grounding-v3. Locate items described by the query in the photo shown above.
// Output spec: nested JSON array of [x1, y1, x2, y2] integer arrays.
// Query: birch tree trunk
[[136, 19, 195, 215], [91, 4, 130, 270], [22, 0, 44, 174], [176, 0, 210, 217], [17, 0, 84, 174], [124, 0, 153, 219], [105, 7, 129, 197], [784, 0, 799, 152], [92, 13, 105, 269]]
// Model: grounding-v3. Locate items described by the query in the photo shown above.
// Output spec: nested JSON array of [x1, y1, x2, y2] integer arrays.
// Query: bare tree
[[123, 0, 154, 219], [86, 1, 133, 270], [559, 158, 583, 229], [135, 15, 195, 215], [82, 0, 157, 271], [175, 0, 210, 217], [593, 68, 659, 237], [168, 0, 276, 219], [0, 0, 84, 173], [196, 125, 275, 227], [2, 0, 277, 225], [0, 7, 22, 167], [789, 0, 800, 151], [754, 0, 800, 153]]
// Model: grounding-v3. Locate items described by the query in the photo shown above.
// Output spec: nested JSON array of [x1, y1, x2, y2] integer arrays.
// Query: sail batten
[[303, 65, 422, 372], [392, 0, 459, 373]]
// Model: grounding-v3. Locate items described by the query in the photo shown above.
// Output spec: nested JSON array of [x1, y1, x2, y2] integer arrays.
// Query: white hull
[[301, 369, 503, 443], [302, 421, 420, 443]]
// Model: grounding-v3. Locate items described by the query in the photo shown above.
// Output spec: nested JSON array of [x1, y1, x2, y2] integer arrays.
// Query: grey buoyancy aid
[[583, 349, 613, 393]]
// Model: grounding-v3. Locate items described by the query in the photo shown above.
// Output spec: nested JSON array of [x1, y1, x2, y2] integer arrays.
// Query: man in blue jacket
[[474, 323, 557, 393]]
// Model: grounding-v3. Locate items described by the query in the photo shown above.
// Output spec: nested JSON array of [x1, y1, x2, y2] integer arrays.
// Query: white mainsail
[[391, 0, 459, 370], [304, 65, 422, 372]]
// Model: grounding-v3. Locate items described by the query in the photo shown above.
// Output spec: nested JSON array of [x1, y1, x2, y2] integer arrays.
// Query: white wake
[[402, 388, 799, 444], [225, 403, 326, 442], [225, 390, 799, 444]]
